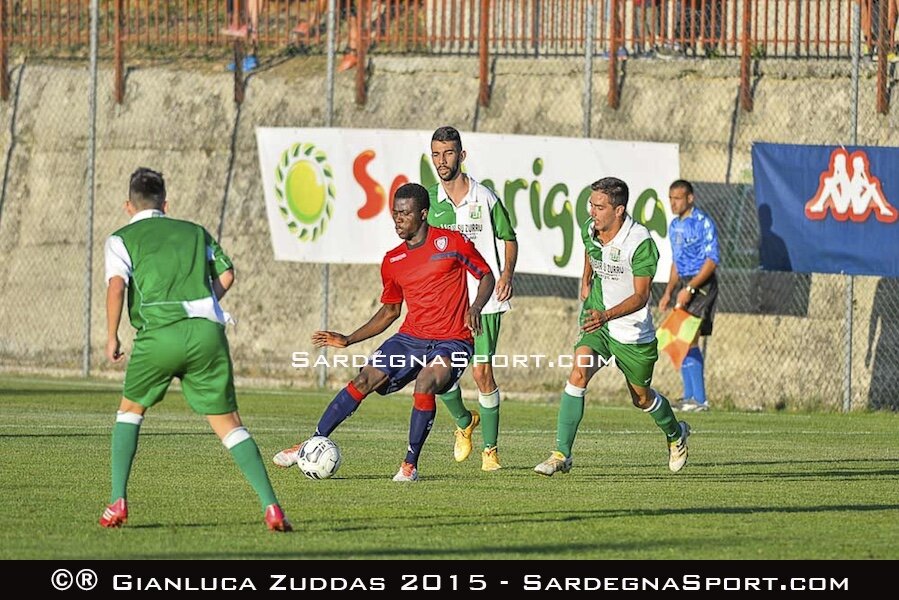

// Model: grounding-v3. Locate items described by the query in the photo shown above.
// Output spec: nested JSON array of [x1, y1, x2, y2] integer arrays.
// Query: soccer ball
[[297, 436, 341, 480]]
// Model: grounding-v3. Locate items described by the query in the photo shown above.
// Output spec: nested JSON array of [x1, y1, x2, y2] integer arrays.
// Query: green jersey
[[428, 177, 516, 314], [582, 215, 659, 344], [104, 210, 233, 333]]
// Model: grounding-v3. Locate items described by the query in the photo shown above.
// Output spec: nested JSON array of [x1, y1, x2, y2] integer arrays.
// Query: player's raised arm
[[312, 302, 402, 348]]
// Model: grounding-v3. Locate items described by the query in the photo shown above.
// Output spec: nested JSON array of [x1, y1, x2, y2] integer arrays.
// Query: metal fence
[[3, 1, 894, 114], [4, 0, 898, 57], [0, 1, 898, 412]]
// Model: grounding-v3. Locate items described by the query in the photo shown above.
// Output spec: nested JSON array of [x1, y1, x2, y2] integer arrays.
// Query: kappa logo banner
[[805, 148, 897, 223], [752, 143, 899, 278], [257, 128, 679, 280]]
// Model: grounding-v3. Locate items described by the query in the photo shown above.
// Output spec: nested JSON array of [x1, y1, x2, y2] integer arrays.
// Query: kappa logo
[[805, 148, 897, 223], [435, 236, 448, 252]]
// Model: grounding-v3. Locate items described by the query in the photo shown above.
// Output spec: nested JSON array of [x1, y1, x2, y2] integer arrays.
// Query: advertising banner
[[752, 143, 899, 277], [258, 128, 679, 280]]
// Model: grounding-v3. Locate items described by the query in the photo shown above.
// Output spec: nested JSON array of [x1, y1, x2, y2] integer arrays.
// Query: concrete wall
[[0, 55, 896, 410]]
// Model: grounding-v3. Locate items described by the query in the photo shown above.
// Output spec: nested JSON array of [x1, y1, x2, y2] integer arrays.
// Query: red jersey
[[380, 227, 491, 342]]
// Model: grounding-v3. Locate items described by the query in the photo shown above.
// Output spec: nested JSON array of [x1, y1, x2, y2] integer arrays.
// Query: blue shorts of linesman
[[367, 332, 473, 395]]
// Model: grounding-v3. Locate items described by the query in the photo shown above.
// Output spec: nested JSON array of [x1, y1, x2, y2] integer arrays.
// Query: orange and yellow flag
[[656, 309, 702, 370]]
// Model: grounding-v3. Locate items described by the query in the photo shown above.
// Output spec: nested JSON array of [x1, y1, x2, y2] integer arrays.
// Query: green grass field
[[1, 376, 897, 560]]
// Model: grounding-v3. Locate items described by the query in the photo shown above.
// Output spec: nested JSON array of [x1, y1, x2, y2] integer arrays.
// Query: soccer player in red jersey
[[274, 183, 495, 481]]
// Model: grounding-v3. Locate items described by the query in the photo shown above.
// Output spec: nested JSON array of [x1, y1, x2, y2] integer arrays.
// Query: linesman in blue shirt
[[659, 180, 720, 412]]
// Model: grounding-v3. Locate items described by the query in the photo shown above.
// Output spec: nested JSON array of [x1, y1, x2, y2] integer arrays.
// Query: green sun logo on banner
[[275, 143, 335, 242]]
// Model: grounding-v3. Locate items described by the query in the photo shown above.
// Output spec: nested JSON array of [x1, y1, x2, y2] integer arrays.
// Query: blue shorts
[[367, 333, 473, 396]]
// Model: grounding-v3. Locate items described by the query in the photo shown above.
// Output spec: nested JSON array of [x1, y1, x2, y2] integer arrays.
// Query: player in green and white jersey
[[534, 177, 690, 477], [99, 168, 291, 532], [428, 126, 518, 471]]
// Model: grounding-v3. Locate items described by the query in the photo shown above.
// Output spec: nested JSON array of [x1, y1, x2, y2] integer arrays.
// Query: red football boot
[[264, 504, 293, 532], [99, 498, 128, 528]]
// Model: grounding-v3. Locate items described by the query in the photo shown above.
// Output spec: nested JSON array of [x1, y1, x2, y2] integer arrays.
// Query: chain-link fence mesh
[[0, 0, 898, 411]]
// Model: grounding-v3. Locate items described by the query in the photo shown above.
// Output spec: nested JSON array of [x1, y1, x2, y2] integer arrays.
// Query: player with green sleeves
[[428, 126, 518, 472], [534, 176, 691, 477], [99, 167, 291, 532]]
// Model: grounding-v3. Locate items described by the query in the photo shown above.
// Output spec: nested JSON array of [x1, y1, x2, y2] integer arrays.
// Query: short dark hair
[[590, 177, 629, 209], [670, 179, 694, 196], [431, 126, 462, 152], [129, 167, 166, 209], [394, 182, 430, 213]]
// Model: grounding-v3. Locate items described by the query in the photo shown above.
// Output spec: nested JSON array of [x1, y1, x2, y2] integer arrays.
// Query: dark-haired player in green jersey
[[100, 167, 291, 532], [534, 177, 690, 477], [428, 126, 518, 472]]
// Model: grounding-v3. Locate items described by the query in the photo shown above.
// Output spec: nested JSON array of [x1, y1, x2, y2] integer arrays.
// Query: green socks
[[225, 428, 278, 509], [556, 383, 586, 457], [645, 390, 681, 441], [439, 386, 472, 429], [479, 388, 500, 449], [109, 412, 143, 503]]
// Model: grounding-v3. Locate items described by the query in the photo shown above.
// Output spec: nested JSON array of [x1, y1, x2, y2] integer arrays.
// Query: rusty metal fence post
[[608, 0, 620, 109], [740, 0, 753, 112], [479, 0, 491, 107], [356, 0, 368, 106], [876, 0, 889, 114], [114, 0, 124, 104], [0, 0, 7, 102], [583, 0, 596, 137], [851, 0, 860, 145], [84, 0, 100, 377], [231, 0, 246, 105]]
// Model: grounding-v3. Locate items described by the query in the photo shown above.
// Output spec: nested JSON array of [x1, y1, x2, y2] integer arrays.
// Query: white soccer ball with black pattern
[[297, 436, 341, 480]]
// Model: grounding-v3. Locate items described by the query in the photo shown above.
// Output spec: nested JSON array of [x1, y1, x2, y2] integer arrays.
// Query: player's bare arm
[[312, 302, 402, 348], [659, 263, 679, 312], [582, 275, 652, 333], [675, 258, 717, 309], [106, 276, 126, 363], [580, 250, 593, 301], [495, 239, 518, 302], [212, 268, 235, 301], [467, 270, 496, 337]]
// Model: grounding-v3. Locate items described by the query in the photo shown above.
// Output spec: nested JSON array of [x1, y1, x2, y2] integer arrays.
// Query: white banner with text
[[257, 128, 679, 280]]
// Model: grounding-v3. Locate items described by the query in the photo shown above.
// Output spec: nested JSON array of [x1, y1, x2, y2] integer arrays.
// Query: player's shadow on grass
[[583, 468, 899, 483], [129, 520, 258, 530], [326, 502, 899, 535], [695, 457, 895, 467], [140, 541, 662, 560], [0, 388, 115, 397], [866, 276, 899, 411], [0, 432, 210, 439]]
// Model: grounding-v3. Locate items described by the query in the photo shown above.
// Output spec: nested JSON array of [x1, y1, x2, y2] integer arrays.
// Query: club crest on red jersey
[[435, 236, 448, 251]]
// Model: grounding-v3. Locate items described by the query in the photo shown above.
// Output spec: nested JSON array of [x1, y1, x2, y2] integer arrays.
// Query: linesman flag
[[657, 308, 702, 370]]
